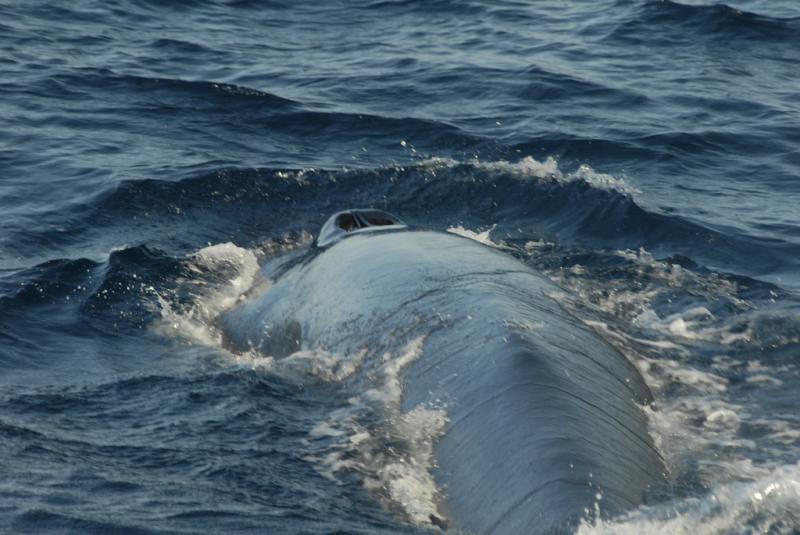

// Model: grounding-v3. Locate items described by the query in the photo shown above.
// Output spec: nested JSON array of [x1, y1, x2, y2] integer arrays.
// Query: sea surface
[[1, 0, 799, 533]]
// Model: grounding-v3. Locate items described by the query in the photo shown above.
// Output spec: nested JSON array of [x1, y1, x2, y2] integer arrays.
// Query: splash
[[150, 234, 312, 361], [411, 155, 639, 195], [152, 243, 263, 349], [577, 462, 800, 535], [301, 336, 449, 527], [487, 155, 639, 193], [446, 223, 513, 250], [538, 242, 800, 533]]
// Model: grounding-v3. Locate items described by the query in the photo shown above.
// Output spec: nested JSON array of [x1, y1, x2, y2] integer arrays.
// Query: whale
[[220, 209, 667, 534]]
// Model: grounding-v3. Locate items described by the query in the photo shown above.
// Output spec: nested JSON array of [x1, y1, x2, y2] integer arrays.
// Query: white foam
[[274, 348, 367, 383], [446, 224, 512, 250], [524, 239, 553, 252], [412, 154, 638, 194], [745, 374, 783, 386], [301, 336, 449, 527], [577, 463, 800, 535], [150, 236, 311, 363], [478, 155, 560, 179], [371, 406, 448, 525], [540, 243, 800, 534], [151, 243, 263, 350], [273, 168, 314, 185], [547, 247, 754, 351], [476, 155, 639, 194]]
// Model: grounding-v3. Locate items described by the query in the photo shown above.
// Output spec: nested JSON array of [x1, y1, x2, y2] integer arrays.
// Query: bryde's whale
[[221, 209, 667, 534]]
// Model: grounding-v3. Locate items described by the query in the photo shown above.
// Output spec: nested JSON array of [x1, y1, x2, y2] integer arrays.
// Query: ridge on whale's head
[[315, 208, 407, 248]]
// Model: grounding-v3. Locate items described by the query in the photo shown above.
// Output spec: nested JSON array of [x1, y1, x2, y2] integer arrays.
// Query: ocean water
[[1, 0, 799, 533]]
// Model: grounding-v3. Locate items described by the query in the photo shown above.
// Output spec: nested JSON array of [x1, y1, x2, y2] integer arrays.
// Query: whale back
[[221, 230, 666, 533]]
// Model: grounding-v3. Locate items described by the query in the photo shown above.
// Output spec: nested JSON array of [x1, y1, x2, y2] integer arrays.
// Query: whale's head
[[315, 209, 407, 248]]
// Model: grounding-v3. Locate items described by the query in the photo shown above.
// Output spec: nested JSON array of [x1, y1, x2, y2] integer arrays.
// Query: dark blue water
[[1, 0, 799, 533]]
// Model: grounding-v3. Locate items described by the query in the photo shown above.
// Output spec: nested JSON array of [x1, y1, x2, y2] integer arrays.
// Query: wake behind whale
[[220, 209, 667, 534]]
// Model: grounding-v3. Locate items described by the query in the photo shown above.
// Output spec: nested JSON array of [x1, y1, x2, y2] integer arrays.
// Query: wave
[[3, 67, 491, 179], [3, 156, 796, 283], [35, 68, 480, 147], [2, 158, 797, 353], [364, 0, 489, 15], [0, 366, 415, 533], [519, 65, 649, 106], [50, 69, 299, 110], [578, 461, 800, 534], [609, 0, 800, 45]]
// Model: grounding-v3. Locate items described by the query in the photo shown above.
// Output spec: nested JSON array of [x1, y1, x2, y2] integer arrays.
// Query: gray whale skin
[[221, 209, 666, 534]]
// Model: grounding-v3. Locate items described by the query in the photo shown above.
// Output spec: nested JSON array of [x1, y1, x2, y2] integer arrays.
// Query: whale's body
[[222, 215, 666, 534]]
